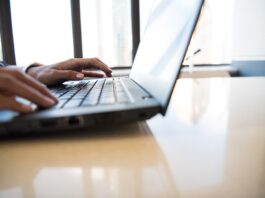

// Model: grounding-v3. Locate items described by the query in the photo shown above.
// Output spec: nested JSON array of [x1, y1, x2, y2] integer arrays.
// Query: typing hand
[[27, 58, 112, 86], [0, 67, 57, 113]]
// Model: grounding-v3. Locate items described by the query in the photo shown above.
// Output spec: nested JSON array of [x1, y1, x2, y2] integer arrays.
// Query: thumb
[[49, 70, 84, 85], [0, 95, 34, 113]]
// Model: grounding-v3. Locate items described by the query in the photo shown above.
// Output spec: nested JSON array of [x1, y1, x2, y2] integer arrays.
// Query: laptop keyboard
[[49, 78, 131, 109]]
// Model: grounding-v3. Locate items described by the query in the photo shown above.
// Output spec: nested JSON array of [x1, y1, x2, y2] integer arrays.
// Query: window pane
[[80, 0, 132, 67], [10, 0, 73, 66]]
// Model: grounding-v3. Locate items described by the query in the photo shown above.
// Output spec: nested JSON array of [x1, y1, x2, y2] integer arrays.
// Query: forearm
[[0, 61, 38, 73]]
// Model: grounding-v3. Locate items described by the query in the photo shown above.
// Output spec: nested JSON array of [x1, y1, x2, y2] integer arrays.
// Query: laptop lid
[[130, 0, 204, 114]]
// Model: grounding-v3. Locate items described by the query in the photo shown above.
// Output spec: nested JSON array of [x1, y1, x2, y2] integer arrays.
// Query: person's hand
[[27, 58, 112, 86], [0, 67, 58, 113]]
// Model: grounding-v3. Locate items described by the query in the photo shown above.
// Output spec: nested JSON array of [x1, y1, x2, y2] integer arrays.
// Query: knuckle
[[49, 69, 57, 76], [11, 69, 23, 77], [68, 71, 76, 78], [1, 75, 14, 85], [27, 91, 43, 103], [67, 58, 74, 62], [34, 73, 42, 81], [0, 95, 17, 109], [68, 58, 77, 65], [92, 57, 98, 62]]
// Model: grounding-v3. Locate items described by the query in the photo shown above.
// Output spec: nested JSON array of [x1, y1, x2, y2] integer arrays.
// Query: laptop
[[0, 0, 204, 135]]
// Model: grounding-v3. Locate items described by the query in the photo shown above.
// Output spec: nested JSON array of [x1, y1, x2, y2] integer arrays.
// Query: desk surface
[[0, 77, 264, 198]]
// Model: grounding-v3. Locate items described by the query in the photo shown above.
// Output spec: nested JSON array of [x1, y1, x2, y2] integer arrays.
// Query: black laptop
[[0, 0, 204, 135]]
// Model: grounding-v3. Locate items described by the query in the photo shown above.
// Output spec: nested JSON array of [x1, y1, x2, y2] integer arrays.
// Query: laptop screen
[[130, 0, 203, 114]]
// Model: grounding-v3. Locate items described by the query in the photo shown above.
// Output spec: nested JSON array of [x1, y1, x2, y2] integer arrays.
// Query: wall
[[233, 0, 265, 60]]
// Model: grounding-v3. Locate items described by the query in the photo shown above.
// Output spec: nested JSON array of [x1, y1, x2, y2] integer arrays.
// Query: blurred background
[[0, 0, 264, 68]]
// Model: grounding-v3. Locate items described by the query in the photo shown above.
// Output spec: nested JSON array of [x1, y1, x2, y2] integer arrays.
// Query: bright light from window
[[80, 0, 132, 67], [140, 0, 234, 65], [184, 0, 235, 65], [10, 0, 74, 66]]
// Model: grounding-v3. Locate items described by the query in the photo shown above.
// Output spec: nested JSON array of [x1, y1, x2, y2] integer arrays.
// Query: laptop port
[[67, 116, 83, 127], [139, 112, 147, 118], [40, 120, 57, 128], [95, 113, 113, 123]]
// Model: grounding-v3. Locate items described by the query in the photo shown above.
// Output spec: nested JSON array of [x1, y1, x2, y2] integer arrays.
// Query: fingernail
[[51, 94, 58, 102], [45, 97, 56, 106], [54, 97, 59, 103], [30, 104, 37, 112], [76, 73, 84, 79], [23, 105, 35, 113]]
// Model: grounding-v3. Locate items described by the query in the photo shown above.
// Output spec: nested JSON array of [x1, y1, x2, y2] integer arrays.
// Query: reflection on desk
[[0, 77, 264, 198]]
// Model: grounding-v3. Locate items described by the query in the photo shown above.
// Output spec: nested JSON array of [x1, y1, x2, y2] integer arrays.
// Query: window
[[140, 0, 234, 66], [80, 0, 133, 67], [184, 0, 234, 65], [5, 0, 135, 67], [10, 0, 74, 66]]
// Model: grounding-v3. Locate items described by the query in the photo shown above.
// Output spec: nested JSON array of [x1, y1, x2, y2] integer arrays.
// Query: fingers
[[82, 70, 104, 78], [43, 69, 107, 85], [84, 58, 112, 77], [63, 58, 112, 77], [12, 70, 58, 102], [0, 95, 35, 113], [45, 70, 85, 85], [0, 72, 56, 108]]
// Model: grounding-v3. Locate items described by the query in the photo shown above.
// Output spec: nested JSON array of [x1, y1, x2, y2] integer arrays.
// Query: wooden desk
[[0, 77, 264, 198]]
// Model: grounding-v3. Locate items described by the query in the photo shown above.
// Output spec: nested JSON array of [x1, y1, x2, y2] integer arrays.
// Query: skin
[[27, 58, 112, 85], [0, 58, 112, 113]]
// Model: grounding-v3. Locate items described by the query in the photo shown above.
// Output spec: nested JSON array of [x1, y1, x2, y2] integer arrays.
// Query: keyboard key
[[72, 94, 87, 100], [63, 99, 82, 108], [82, 99, 98, 106], [48, 78, 133, 109], [116, 93, 129, 103], [99, 78, 115, 103], [81, 80, 105, 105], [99, 97, 115, 104], [50, 99, 67, 109]]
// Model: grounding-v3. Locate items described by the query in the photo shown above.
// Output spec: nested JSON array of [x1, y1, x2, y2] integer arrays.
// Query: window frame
[[0, 0, 16, 64], [0, 0, 140, 66]]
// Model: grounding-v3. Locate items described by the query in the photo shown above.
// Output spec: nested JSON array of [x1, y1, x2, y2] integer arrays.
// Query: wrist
[[25, 63, 42, 73]]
